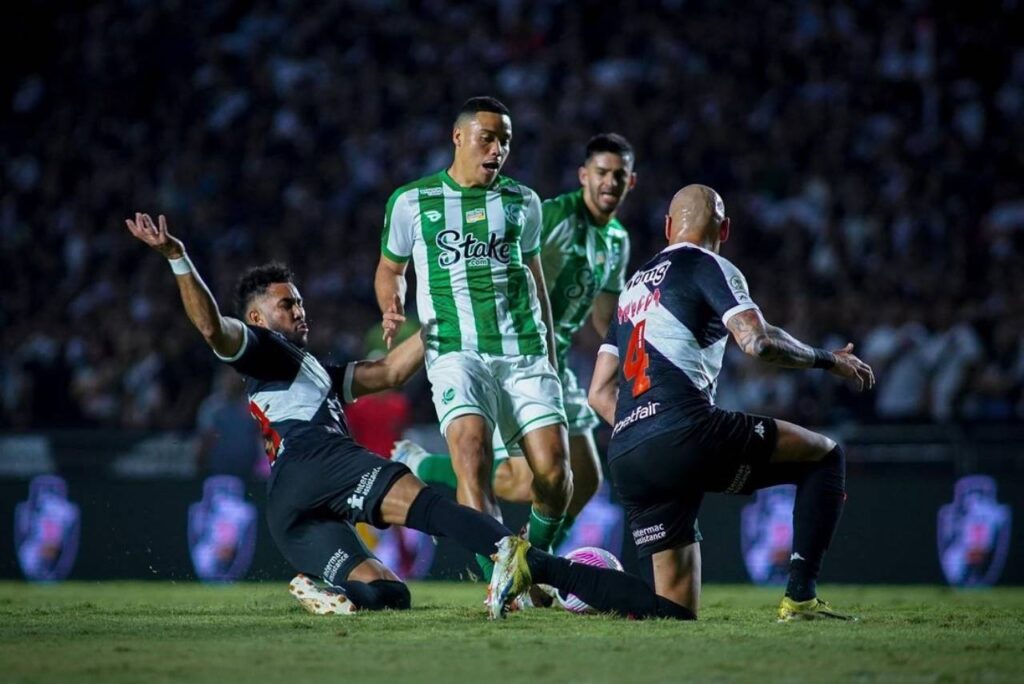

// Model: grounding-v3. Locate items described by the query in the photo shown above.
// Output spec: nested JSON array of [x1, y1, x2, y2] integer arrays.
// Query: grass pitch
[[1, 582, 1022, 683]]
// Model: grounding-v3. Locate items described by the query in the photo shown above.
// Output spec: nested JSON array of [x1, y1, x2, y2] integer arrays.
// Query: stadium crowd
[[2, 0, 1022, 434]]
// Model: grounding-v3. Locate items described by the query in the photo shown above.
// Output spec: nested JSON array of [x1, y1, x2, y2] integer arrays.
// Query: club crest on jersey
[[188, 475, 257, 582], [424, 210, 442, 223], [436, 230, 511, 268], [465, 208, 486, 224], [937, 475, 1011, 587], [503, 204, 526, 227]]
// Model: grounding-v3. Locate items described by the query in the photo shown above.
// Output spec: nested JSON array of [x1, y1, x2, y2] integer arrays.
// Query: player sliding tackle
[[588, 185, 875, 622], [126, 212, 692, 619]]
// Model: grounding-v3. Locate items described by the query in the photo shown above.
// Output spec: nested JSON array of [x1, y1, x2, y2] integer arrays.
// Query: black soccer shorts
[[265, 434, 410, 584], [609, 409, 778, 557]]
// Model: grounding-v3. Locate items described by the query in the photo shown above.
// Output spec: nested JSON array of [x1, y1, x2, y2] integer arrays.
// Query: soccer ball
[[556, 546, 624, 614]]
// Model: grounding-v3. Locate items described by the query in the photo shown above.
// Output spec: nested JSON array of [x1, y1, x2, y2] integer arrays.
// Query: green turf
[[1, 582, 1022, 683]]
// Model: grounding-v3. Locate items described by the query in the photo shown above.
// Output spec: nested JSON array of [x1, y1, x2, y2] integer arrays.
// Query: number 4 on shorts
[[624, 320, 652, 398]]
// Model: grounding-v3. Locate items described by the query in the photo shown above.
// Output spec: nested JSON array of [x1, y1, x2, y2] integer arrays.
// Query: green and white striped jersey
[[540, 189, 631, 367], [381, 170, 548, 360]]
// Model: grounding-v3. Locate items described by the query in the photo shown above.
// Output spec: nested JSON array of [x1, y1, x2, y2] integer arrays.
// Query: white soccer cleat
[[486, 535, 533, 619], [390, 440, 431, 470], [288, 574, 357, 616]]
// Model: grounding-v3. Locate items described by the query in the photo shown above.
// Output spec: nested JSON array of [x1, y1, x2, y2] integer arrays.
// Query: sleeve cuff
[[599, 343, 620, 357], [342, 361, 358, 403], [521, 248, 540, 260], [721, 303, 759, 327], [213, 326, 249, 362], [381, 246, 411, 264]]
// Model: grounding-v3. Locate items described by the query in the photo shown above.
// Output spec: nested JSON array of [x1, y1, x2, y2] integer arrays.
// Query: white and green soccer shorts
[[427, 350, 566, 453], [492, 366, 598, 462]]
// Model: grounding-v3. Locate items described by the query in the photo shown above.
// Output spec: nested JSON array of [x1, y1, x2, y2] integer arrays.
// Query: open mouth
[[482, 160, 501, 171]]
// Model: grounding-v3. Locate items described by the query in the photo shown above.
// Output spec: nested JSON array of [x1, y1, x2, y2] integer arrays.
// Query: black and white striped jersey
[[215, 325, 355, 465], [601, 242, 759, 457]]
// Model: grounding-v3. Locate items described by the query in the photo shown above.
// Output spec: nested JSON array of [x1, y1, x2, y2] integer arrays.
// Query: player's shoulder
[[664, 244, 748, 290], [387, 172, 445, 206], [542, 188, 583, 212], [495, 174, 539, 201]]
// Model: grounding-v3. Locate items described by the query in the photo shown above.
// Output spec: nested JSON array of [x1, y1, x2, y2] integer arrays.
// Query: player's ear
[[664, 215, 672, 242], [578, 164, 588, 187], [719, 217, 731, 244], [452, 124, 463, 148], [628, 171, 637, 190], [247, 308, 262, 326]]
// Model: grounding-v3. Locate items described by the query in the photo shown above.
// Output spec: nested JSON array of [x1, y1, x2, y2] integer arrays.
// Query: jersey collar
[[661, 242, 713, 256]]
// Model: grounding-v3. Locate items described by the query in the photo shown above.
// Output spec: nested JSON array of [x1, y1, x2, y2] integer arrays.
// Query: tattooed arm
[[725, 309, 876, 391]]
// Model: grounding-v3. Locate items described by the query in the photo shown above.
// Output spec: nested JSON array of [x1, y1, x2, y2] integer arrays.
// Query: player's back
[[603, 242, 758, 460]]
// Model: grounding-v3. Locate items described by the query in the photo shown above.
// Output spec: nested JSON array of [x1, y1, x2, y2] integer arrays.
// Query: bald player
[[588, 185, 875, 621]]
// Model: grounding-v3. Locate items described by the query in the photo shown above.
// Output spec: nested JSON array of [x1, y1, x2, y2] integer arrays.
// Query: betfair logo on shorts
[[632, 524, 667, 546], [436, 230, 511, 268], [442, 388, 455, 405], [612, 401, 660, 435]]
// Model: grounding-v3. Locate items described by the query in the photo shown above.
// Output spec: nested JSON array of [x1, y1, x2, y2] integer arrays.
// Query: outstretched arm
[[725, 309, 875, 391], [346, 332, 426, 400], [125, 213, 245, 359], [588, 350, 620, 425]]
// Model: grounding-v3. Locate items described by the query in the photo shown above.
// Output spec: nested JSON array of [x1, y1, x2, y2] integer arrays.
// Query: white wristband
[[342, 361, 358, 404], [169, 254, 193, 276]]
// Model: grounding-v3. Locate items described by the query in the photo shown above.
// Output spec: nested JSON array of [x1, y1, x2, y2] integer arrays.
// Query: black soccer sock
[[525, 548, 695, 620], [330, 579, 411, 611], [405, 486, 509, 557], [786, 444, 846, 602]]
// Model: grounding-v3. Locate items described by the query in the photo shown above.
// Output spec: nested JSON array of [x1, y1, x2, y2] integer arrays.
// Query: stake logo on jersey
[[215, 325, 355, 465], [741, 485, 796, 585], [437, 230, 511, 268], [601, 243, 759, 458], [14, 475, 80, 582], [937, 475, 1011, 587], [382, 171, 547, 358], [188, 475, 257, 582]]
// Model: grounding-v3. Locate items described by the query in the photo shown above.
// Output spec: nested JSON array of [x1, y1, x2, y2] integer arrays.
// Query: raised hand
[[125, 213, 184, 259], [828, 343, 876, 391], [381, 293, 406, 350]]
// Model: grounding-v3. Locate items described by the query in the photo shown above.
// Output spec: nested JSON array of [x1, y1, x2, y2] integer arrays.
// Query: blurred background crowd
[[3, 0, 1022, 455]]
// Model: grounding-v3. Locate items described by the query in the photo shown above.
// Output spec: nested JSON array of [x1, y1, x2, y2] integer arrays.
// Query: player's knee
[[449, 436, 490, 481], [532, 459, 572, 503], [823, 443, 847, 494], [369, 580, 411, 610]]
